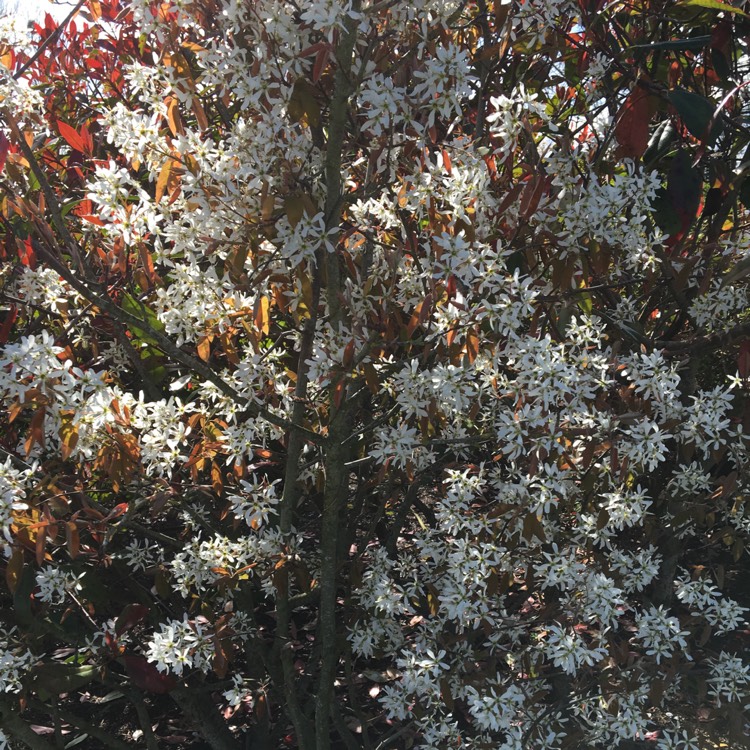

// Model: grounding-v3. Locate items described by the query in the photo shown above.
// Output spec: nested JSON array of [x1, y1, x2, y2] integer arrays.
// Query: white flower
[[601, 486, 652, 530], [704, 597, 747, 635], [228, 474, 281, 529], [0, 627, 35, 693], [35, 566, 84, 606], [656, 728, 701, 750], [708, 652, 750, 706], [0, 459, 30, 544], [223, 674, 253, 708], [609, 546, 661, 592], [620, 351, 681, 418], [466, 682, 526, 732], [622, 420, 671, 472], [690, 281, 749, 331], [537, 545, 586, 591], [146, 617, 214, 677], [369, 423, 421, 469], [119, 538, 164, 572], [299, 0, 362, 40], [544, 624, 607, 674], [635, 606, 689, 664]]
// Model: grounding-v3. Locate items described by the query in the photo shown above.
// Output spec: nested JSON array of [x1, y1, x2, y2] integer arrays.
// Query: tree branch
[[659, 319, 750, 357]]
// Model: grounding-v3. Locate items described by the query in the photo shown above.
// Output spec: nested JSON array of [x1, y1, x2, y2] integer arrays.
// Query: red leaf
[[80, 122, 94, 155], [738, 340, 750, 379], [115, 604, 149, 635], [312, 44, 331, 84], [0, 305, 18, 344], [122, 655, 177, 694], [18, 238, 35, 268], [104, 502, 129, 521], [0, 131, 9, 173], [615, 88, 653, 158], [57, 121, 86, 152]]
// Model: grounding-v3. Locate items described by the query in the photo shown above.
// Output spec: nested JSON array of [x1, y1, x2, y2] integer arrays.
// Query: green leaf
[[577, 290, 593, 316], [711, 48, 732, 81], [121, 293, 165, 348], [628, 35, 711, 52], [666, 149, 703, 229], [678, 0, 750, 18], [65, 734, 90, 749], [643, 120, 676, 166], [668, 88, 721, 143], [13, 565, 35, 627], [739, 178, 750, 210], [61, 200, 83, 218], [652, 187, 682, 235]]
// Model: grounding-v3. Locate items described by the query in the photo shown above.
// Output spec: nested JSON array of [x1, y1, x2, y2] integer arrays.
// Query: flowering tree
[[1, 0, 750, 748]]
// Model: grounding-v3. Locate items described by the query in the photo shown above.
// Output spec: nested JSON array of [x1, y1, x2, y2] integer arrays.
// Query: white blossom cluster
[[690, 280, 749, 330], [169, 529, 302, 599], [676, 572, 748, 634], [708, 651, 750, 706], [0, 627, 35, 693], [0, 459, 30, 549], [118, 537, 165, 572], [11, 266, 79, 317], [515, 0, 579, 48], [35, 565, 85, 606], [228, 474, 281, 529], [145, 617, 214, 676]]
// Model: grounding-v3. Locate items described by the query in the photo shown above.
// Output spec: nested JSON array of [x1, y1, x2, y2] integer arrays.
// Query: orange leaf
[[0, 131, 9, 173], [442, 148, 452, 175], [166, 97, 183, 137], [155, 158, 173, 203], [253, 296, 270, 335], [66, 522, 80, 559], [197, 336, 212, 362], [333, 379, 346, 409], [59, 411, 79, 461], [465, 328, 479, 364], [80, 122, 94, 156], [138, 243, 158, 286], [407, 299, 427, 338], [342, 339, 356, 368], [211, 461, 223, 496], [192, 99, 209, 131], [35, 523, 47, 566]]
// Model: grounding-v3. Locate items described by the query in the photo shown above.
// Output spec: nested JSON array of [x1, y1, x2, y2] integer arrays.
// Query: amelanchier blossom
[[0, 0, 749, 748]]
